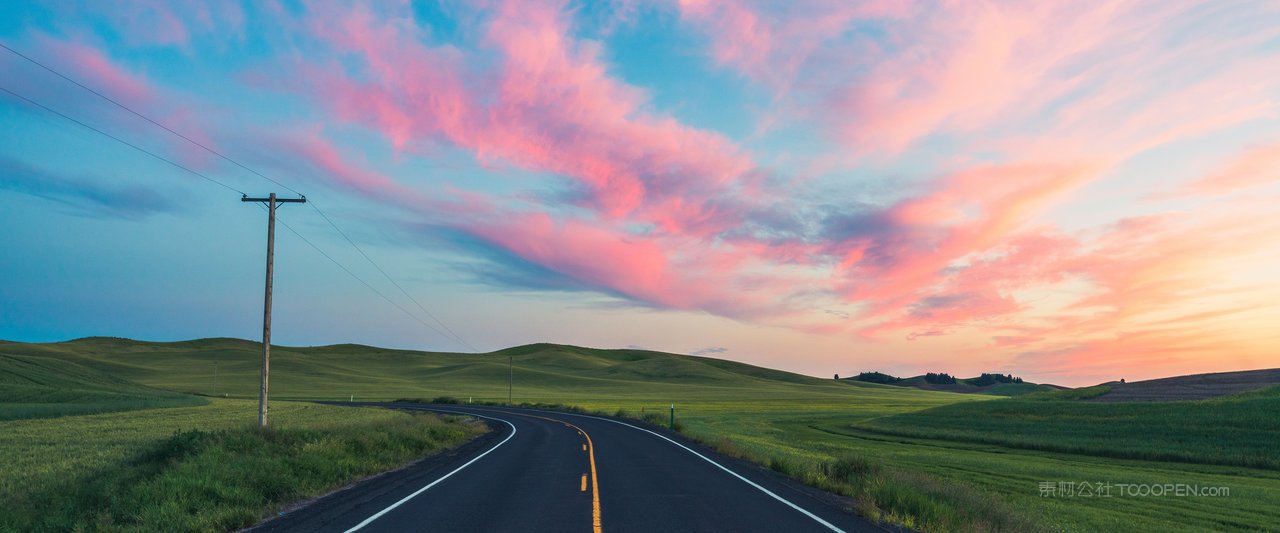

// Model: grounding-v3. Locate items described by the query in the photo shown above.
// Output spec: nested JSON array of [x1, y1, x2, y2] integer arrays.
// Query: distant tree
[[855, 371, 901, 384], [834, 373, 840, 380], [970, 373, 1022, 386], [924, 372, 957, 384]]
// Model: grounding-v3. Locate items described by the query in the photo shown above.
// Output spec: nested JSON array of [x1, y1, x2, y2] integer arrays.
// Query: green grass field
[[0, 351, 205, 419], [0, 400, 485, 532], [858, 386, 1280, 469], [661, 402, 1280, 532], [3, 337, 1277, 532]]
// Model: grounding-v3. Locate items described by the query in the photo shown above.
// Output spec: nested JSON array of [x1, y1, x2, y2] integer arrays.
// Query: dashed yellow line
[[498, 411, 603, 533]]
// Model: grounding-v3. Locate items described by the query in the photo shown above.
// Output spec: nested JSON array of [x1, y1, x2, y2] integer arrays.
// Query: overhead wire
[[253, 203, 456, 342], [0, 42, 303, 197], [1, 43, 476, 351], [306, 203, 478, 351], [0, 85, 246, 196]]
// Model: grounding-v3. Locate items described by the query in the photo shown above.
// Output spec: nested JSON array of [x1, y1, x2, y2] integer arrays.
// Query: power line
[[0, 85, 245, 195], [307, 201, 478, 351], [2, 42, 478, 352], [262, 204, 457, 343], [0, 42, 303, 197]]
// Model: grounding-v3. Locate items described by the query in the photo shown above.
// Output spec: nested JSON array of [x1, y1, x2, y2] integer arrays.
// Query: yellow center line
[[581, 473, 588, 492], [492, 410, 603, 533], [582, 425, 601, 533]]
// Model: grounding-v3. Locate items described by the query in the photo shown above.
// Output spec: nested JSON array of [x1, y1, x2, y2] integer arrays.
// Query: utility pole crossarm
[[242, 195, 306, 203]]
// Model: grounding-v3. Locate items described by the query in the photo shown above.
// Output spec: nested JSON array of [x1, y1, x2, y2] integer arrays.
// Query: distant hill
[[0, 338, 962, 406], [839, 371, 1064, 396], [1091, 368, 1280, 402]]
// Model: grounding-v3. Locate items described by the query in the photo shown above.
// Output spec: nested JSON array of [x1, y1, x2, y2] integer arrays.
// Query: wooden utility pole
[[242, 193, 305, 429]]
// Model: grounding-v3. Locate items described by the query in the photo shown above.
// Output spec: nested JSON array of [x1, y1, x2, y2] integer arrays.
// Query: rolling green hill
[[0, 349, 204, 420], [0, 337, 951, 406]]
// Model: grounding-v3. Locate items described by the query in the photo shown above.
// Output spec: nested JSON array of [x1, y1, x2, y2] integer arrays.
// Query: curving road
[[251, 403, 884, 533]]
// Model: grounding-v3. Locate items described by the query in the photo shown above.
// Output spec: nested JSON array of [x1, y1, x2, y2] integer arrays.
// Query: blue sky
[[2, 1, 1278, 385]]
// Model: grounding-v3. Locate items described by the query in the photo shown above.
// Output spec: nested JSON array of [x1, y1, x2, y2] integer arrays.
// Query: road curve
[[251, 403, 884, 533]]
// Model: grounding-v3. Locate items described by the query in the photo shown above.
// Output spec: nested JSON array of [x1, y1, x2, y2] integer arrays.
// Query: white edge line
[[524, 408, 845, 533], [344, 408, 517, 533]]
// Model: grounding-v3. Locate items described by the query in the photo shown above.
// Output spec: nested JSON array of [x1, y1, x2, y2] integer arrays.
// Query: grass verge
[[0, 400, 486, 532], [673, 423, 1041, 532]]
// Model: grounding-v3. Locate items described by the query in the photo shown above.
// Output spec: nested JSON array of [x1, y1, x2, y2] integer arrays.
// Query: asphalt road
[[252, 403, 885, 533]]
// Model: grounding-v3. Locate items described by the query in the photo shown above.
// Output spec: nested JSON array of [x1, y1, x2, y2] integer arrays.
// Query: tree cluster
[[924, 372, 957, 384], [855, 371, 902, 384], [970, 373, 1023, 386]]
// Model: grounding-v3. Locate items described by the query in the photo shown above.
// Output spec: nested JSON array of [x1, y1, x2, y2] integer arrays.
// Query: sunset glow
[[1, 1, 1277, 385]]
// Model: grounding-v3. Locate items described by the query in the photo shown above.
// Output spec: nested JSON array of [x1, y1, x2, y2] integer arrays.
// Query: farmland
[[0, 350, 204, 420], [0, 341, 488, 533], [661, 396, 1280, 532], [3, 337, 1277, 531], [857, 386, 1280, 469]]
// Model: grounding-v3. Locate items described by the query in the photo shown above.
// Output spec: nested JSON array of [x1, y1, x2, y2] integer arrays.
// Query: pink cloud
[[676, 0, 909, 94], [826, 1, 1143, 155], [677, 0, 1278, 161], [855, 229, 1081, 339], [296, 1, 756, 226], [480, 0, 756, 223], [833, 161, 1100, 325], [259, 130, 414, 201], [462, 211, 801, 318], [1182, 143, 1280, 196], [32, 36, 155, 105], [256, 0, 801, 315], [836, 153, 1280, 349]]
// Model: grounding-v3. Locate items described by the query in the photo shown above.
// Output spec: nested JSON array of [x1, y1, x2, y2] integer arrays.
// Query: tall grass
[[680, 429, 1043, 532], [0, 402, 485, 532]]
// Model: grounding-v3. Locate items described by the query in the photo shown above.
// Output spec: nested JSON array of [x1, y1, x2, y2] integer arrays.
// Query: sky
[[0, 1, 1277, 386]]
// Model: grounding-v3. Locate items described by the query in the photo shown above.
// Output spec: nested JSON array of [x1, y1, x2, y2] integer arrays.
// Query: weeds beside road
[[0, 399, 485, 532]]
